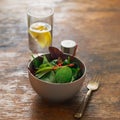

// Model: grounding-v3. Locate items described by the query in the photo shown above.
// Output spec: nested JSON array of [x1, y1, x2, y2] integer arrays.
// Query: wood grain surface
[[0, 0, 120, 120]]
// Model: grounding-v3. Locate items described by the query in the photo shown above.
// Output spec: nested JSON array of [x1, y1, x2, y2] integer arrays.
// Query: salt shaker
[[61, 40, 77, 56]]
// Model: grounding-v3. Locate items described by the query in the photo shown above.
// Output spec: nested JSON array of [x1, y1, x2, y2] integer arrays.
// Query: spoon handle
[[74, 89, 92, 118]]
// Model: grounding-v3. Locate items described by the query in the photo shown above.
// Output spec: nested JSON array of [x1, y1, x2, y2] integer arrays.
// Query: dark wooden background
[[0, 0, 120, 120]]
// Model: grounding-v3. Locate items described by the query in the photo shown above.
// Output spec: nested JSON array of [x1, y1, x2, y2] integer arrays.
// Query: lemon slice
[[29, 22, 52, 48]]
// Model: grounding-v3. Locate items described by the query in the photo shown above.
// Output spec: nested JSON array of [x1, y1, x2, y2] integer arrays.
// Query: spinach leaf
[[71, 68, 80, 82], [32, 55, 41, 69], [35, 70, 51, 79], [63, 57, 70, 65], [41, 71, 56, 83], [55, 66, 72, 83]]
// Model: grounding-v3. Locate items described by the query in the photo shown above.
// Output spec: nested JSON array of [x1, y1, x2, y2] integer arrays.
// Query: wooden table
[[0, 0, 120, 120]]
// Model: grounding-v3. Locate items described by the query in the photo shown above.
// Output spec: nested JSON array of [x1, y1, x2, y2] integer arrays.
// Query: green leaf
[[41, 71, 56, 83], [32, 55, 41, 69], [71, 68, 80, 82], [63, 57, 70, 65], [43, 56, 49, 64], [36, 66, 53, 74], [55, 66, 72, 83], [49, 71, 56, 82], [35, 70, 51, 79], [50, 59, 58, 66], [39, 63, 51, 68]]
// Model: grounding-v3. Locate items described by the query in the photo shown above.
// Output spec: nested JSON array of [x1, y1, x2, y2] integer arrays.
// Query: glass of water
[[27, 3, 54, 55]]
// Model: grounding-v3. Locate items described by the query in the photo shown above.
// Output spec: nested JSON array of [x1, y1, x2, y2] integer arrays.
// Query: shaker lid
[[61, 40, 76, 48]]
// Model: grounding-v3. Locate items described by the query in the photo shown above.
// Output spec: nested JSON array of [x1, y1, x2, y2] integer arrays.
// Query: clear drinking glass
[[27, 3, 54, 55]]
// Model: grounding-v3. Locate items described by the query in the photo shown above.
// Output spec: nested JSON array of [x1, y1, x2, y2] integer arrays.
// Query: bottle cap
[[61, 40, 77, 56]]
